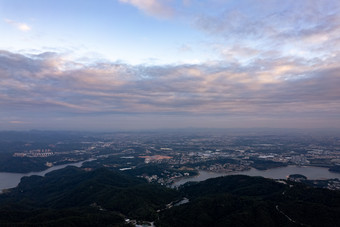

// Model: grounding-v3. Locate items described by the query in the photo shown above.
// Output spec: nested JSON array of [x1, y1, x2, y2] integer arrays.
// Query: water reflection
[[173, 165, 340, 187], [0, 160, 90, 191]]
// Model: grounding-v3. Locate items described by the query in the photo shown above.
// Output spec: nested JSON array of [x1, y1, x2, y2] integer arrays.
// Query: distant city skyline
[[1, 0, 340, 130]]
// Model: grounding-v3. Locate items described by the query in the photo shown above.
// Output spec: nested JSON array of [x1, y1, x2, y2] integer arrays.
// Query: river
[[2, 163, 340, 191], [0, 160, 89, 192], [172, 165, 340, 187]]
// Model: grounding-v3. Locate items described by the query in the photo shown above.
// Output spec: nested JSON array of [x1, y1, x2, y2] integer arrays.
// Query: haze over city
[[1, 0, 340, 130]]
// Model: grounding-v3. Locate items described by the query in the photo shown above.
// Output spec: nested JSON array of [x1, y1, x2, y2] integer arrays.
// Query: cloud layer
[[195, 0, 340, 63], [1, 49, 339, 129], [1, 0, 340, 129]]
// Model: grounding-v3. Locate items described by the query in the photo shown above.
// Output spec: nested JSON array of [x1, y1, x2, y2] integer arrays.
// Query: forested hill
[[1, 166, 340, 226], [0, 166, 179, 226], [158, 175, 340, 227]]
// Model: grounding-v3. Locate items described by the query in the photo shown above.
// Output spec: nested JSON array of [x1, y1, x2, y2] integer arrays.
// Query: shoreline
[[0, 159, 94, 192], [172, 165, 340, 187]]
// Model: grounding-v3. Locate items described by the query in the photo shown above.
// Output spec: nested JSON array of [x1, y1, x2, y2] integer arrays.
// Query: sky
[[0, 0, 340, 131]]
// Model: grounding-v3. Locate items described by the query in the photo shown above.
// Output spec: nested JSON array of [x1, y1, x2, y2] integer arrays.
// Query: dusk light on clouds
[[0, 0, 339, 130]]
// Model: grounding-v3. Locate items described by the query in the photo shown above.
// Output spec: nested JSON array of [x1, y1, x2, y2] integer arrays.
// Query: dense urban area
[[1, 129, 340, 189], [1, 129, 340, 226]]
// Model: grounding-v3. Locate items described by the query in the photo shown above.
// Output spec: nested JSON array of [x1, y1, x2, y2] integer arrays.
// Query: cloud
[[0, 50, 339, 124], [4, 19, 31, 31], [193, 0, 340, 64], [1, 1, 339, 129], [118, 0, 174, 18]]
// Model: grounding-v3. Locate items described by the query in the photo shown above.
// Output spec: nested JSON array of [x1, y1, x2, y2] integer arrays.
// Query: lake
[[0, 160, 88, 192], [172, 165, 340, 187], [2, 163, 340, 191]]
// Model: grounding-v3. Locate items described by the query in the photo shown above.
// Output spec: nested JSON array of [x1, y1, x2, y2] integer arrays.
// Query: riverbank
[[0, 159, 93, 192], [172, 165, 340, 187]]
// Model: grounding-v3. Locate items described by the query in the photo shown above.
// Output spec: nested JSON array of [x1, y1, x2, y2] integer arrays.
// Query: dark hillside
[[0, 167, 179, 226], [1, 168, 340, 226], [158, 175, 340, 227]]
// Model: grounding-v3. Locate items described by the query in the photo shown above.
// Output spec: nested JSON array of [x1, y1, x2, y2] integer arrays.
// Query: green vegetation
[[0, 167, 179, 226], [0, 153, 90, 173], [288, 174, 307, 180], [329, 165, 340, 173], [1, 166, 340, 226], [126, 164, 197, 178], [250, 159, 287, 170], [185, 158, 239, 168], [157, 175, 340, 227], [0, 207, 128, 227], [82, 155, 146, 170], [0, 153, 48, 173]]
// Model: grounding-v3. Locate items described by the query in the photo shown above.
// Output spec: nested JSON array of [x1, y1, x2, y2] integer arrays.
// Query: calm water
[[0, 160, 88, 191], [2, 163, 340, 191], [173, 165, 340, 187]]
